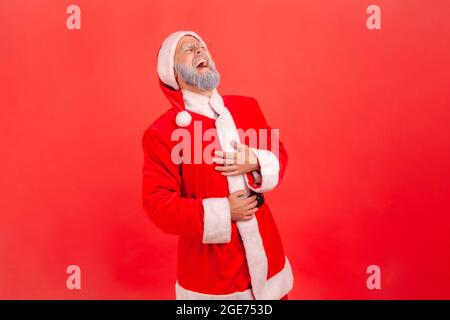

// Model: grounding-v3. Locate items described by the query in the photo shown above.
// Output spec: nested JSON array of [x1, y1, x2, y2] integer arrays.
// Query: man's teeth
[[196, 59, 208, 67]]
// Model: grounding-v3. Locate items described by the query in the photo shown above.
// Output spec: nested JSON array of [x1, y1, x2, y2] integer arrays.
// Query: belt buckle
[[249, 190, 265, 208]]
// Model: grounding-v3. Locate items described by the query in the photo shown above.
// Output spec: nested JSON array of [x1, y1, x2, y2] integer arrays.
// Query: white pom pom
[[175, 110, 192, 127]]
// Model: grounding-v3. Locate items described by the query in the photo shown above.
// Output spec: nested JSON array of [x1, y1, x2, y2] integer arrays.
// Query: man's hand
[[213, 140, 260, 176], [228, 190, 258, 221]]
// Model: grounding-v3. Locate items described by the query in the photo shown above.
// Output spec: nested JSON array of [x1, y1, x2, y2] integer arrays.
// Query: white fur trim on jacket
[[175, 256, 294, 300], [212, 95, 269, 300], [202, 197, 232, 244], [245, 148, 280, 193]]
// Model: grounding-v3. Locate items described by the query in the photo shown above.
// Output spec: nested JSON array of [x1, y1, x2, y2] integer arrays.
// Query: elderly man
[[141, 30, 293, 300]]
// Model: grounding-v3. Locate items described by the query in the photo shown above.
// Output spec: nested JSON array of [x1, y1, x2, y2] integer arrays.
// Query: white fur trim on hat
[[157, 30, 208, 91], [175, 110, 192, 127]]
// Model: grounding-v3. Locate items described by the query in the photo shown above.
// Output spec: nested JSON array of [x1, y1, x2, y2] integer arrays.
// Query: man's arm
[[244, 97, 289, 193], [142, 127, 231, 244]]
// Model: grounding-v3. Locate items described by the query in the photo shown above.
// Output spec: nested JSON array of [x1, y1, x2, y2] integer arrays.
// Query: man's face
[[173, 35, 220, 91], [174, 35, 212, 74]]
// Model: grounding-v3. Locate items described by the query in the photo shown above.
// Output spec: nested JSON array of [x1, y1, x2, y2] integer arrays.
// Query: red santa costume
[[142, 31, 294, 299]]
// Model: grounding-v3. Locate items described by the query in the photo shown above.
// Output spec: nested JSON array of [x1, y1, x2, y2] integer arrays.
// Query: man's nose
[[195, 46, 205, 55]]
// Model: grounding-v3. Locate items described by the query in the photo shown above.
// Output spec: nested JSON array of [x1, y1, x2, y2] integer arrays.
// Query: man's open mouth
[[194, 58, 209, 70]]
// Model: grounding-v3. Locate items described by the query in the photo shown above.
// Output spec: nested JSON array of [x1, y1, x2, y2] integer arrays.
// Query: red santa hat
[[157, 31, 209, 127]]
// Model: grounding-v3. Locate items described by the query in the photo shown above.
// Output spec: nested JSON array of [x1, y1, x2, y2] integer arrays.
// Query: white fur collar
[[181, 88, 224, 119]]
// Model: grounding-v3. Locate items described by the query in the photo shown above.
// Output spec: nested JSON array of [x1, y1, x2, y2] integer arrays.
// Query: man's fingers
[[214, 151, 237, 159], [221, 170, 241, 176], [242, 209, 257, 220], [243, 201, 258, 210], [242, 214, 255, 221], [213, 157, 236, 165], [215, 165, 238, 172], [231, 140, 246, 152], [230, 189, 247, 197], [241, 195, 257, 205], [233, 206, 258, 221]]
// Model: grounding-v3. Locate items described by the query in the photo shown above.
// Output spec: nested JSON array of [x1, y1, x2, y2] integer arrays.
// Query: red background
[[1, 0, 450, 299]]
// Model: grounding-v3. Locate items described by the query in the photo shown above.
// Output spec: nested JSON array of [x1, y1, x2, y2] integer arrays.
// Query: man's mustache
[[193, 54, 210, 67]]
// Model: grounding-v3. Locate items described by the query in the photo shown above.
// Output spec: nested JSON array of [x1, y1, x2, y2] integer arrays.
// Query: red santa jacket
[[141, 79, 293, 299]]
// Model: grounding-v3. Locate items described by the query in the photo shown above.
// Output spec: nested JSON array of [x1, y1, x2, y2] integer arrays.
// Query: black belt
[[249, 190, 265, 208]]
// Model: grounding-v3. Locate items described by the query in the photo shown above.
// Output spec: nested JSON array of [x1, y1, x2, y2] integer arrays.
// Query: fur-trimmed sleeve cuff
[[202, 198, 232, 244], [245, 148, 280, 193]]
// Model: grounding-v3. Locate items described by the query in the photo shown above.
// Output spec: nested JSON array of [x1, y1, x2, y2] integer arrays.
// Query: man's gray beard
[[174, 59, 221, 91]]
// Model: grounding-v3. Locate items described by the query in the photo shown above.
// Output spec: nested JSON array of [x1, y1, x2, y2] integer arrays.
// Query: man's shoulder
[[223, 94, 257, 106], [223, 94, 261, 114], [142, 108, 178, 145]]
